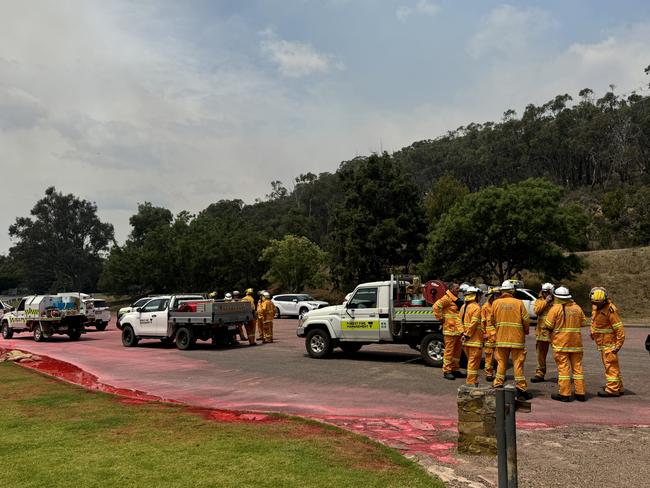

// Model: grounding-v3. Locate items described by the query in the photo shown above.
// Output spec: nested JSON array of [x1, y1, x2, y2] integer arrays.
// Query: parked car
[[272, 294, 329, 319], [514, 288, 538, 324], [0, 299, 14, 321], [117, 296, 161, 330], [88, 298, 111, 331]]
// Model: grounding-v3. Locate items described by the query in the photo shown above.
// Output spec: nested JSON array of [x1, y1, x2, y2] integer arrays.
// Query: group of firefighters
[[207, 289, 276, 345], [433, 280, 625, 402]]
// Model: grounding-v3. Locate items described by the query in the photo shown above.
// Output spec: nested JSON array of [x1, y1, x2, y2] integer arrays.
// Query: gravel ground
[[424, 425, 650, 487]]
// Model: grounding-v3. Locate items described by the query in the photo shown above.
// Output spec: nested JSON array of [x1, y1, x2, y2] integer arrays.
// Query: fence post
[[496, 387, 507, 488], [504, 385, 518, 488]]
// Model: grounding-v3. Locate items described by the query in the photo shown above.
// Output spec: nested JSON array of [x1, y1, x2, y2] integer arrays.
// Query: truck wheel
[[95, 322, 107, 331], [1, 322, 13, 340], [340, 342, 362, 354], [420, 333, 444, 367], [176, 327, 195, 350], [306, 328, 332, 359], [68, 328, 81, 341], [121, 326, 139, 347], [33, 324, 45, 342], [299, 307, 309, 318]]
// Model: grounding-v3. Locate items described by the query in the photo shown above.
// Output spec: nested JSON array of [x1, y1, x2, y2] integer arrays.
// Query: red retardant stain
[[186, 406, 274, 423]]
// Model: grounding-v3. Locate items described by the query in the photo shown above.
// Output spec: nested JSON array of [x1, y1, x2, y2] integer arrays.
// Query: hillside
[[567, 246, 650, 322]]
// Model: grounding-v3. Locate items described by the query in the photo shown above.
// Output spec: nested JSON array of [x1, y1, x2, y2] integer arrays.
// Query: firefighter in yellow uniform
[[257, 291, 275, 343], [241, 288, 257, 346], [460, 286, 483, 386], [531, 283, 555, 383], [491, 280, 532, 400], [590, 287, 625, 397], [433, 283, 465, 380], [481, 287, 499, 382], [543, 286, 587, 402]]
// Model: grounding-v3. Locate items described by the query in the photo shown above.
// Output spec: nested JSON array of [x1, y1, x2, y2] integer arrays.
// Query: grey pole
[[496, 388, 507, 488], [504, 385, 518, 488]]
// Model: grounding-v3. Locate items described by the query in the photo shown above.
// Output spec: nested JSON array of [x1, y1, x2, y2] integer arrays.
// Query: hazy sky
[[2, 0, 650, 252]]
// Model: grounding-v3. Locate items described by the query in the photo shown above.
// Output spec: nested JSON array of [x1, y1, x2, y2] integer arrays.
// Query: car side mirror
[[347, 303, 356, 310], [292, 299, 298, 303], [136, 307, 142, 312]]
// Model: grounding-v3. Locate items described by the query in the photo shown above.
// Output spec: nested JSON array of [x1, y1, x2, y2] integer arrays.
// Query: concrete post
[[456, 384, 497, 455]]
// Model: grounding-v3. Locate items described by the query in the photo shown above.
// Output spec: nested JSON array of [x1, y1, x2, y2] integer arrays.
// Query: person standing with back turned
[[491, 280, 532, 400], [531, 283, 555, 383]]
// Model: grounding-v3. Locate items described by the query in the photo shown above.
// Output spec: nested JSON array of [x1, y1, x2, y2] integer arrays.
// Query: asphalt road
[[2, 319, 649, 425]]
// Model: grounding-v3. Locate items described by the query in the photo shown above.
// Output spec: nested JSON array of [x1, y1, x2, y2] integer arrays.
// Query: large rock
[[457, 385, 497, 455]]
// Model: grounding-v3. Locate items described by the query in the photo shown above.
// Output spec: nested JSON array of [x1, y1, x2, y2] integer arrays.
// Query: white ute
[[119, 295, 253, 350], [297, 275, 447, 366], [1, 295, 87, 341]]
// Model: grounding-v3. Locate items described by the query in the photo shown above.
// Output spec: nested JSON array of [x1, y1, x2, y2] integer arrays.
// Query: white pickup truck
[[296, 275, 446, 366], [1, 295, 87, 341], [119, 295, 253, 350]]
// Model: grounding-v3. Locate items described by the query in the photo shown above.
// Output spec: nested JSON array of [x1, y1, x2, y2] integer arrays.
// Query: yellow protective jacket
[[534, 297, 553, 342], [481, 301, 496, 346], [433, 290, 462, 336], [491, 292, 530, 349], [241, 295, 256, 314], [257, 299, 275, 323], [591, 301, 625, 352], [460, 301, 483, 347], [544, 300, 586, 352]]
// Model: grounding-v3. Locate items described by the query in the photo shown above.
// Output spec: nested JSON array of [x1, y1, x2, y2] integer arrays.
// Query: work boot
[[551, 393, 573, 402], [597, 390, 620, 398], [574, 394, 587, 402], [516, 388, 533, 400], [452, 370, 467, 379], [530, 376, 545, 383], [443, 373, 456, 380], [486, 375, 494, 382]]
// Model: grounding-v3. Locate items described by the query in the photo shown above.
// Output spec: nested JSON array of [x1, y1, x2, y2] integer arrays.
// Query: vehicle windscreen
[[297, 295, 314, 301], [133, 298, 150, 307], [93, 300, 107, 308]]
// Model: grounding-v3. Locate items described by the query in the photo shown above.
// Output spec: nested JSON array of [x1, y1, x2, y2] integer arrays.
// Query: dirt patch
[[431, 424, 650, 487]]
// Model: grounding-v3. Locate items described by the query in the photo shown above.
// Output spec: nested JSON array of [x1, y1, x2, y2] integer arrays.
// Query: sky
[[1, 0, 650, 252]]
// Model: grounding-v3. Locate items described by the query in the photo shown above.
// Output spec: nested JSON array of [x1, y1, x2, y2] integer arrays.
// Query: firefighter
[[433, 282, 465, 380], [491, 280, 532, 400], [460, 286, 483, 386], [257, 291, 275, 343], [208, 291, 218, 299], [543, 286, 587, 402], [530, 283, 555, 383], [224, 293, 233, 302], [590, 287, 625, 397], [232, 290, 241, 301], [481, 287, 500, 382], [241, 288, 257, 346]]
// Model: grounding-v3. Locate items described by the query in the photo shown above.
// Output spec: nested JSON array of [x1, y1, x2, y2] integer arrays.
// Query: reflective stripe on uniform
[[592, 328, 613, 333], [612, 322, 623, 329], [495, 342, 525, 348], [496, 322, 523, 328], [552, 346, 583, 352]]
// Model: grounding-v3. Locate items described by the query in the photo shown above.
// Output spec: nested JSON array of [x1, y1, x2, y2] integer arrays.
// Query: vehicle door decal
[[341, 319, 379, 330]]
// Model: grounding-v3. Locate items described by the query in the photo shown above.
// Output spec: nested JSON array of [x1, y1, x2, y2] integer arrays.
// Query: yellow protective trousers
[[262, 320, 273, 343], [535, 340, 550, 378], [600, 349, 624, 394], [244, 320, 256, 345], [484, 347, 495, 377], [493, 347, 527, 391], [553, 351, 585, 396], [465, 346, 482, 385], [443, 335, 462, 374]]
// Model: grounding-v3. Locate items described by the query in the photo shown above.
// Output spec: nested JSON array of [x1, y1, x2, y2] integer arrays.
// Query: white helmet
[[224, 293, 233, 300], [262, 291, 271, 298], [465, 286, 479, 294], [541, 283, 554, 292], [500, 280, 515, 291], [459, 283, 471, 293], [553, 286, 571, 300]]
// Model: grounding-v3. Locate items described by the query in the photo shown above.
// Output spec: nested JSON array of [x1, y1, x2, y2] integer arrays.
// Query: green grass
[[0, 363, 440, 488]]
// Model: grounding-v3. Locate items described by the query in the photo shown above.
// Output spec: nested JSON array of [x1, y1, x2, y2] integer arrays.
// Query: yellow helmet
[[245, 288, 254, 295], [208, 291, 217, 299], [486, 287, 500, 296], [590, 287, 607, 303]]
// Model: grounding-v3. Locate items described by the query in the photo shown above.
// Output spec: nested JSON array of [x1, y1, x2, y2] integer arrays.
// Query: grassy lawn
[[0, 362, 440, 487]]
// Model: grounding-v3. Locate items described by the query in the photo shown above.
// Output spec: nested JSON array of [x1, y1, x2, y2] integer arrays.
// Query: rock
[[457, 384, 497, 455]]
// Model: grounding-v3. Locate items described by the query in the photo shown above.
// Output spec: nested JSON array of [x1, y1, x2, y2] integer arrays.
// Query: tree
[[327, 153, 425, 289], [0, 255, 20, 292], [260, 235, 327, 292], [129, 202, 173, 245], [421, 179, 588, 283], [9, 187, 114, 292], [424, 174, 469, 226]]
